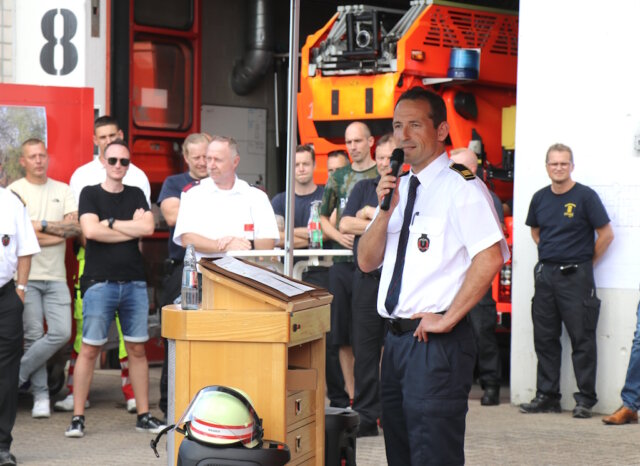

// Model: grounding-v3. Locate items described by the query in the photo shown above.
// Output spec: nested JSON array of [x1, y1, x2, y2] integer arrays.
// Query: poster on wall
[[0, 106, 47, 187]]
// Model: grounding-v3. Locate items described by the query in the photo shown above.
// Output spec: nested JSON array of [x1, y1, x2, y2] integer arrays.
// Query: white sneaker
[[126, 398, 137, 414], [32, 399, 51, 418], [54, 394, 90, 412]]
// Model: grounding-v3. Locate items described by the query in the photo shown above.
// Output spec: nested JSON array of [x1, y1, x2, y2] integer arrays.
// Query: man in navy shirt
[[522, 143, 614, 419], [156, 132, 209, 418], [340, 133, 395, 436], [271, 144, 324, 249]]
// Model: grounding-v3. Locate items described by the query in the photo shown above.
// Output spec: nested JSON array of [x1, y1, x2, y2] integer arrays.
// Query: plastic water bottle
[[181, 244, 198, 310], [308, 201, 323, 249]]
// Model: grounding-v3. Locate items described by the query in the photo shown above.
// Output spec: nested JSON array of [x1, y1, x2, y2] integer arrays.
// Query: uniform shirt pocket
[[409, 215, 445, 258]]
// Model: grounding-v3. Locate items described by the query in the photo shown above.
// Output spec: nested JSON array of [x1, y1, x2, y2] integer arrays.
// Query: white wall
[[512, 0, 640, 413]]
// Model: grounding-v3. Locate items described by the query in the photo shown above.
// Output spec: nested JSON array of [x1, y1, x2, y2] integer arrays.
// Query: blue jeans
[[19, 281, 72, 400], [82, 281, 149, 346], [621, 300, 640, 411]]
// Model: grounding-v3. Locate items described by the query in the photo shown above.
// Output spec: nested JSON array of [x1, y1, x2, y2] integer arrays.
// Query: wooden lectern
[[162, 258, 331, 466]]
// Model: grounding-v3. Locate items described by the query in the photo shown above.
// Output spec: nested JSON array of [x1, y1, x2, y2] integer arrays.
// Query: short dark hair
[[327, 149, 349, 160], [21, 138, 45, 150], [94, 115, 120, 132], [546, 143, 574, 164], [296, 144, 315, 163], [104, 139, 130, 157], [377, 133, 394, 146], [395, 87, 447, 128]]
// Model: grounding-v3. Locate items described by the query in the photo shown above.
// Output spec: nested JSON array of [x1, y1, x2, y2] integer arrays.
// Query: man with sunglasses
[[57, 116, 150, 414], [66, 139, 165, 438], [521, 143, 614, 419]]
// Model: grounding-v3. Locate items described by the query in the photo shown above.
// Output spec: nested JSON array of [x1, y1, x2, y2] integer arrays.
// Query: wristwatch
[[108, 218, 115, 229], [16, 284, 28, 292], [41, 219, 48, 232]]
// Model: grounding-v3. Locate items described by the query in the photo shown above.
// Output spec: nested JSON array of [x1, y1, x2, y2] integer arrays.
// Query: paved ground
[[10, 367, 640, 465]]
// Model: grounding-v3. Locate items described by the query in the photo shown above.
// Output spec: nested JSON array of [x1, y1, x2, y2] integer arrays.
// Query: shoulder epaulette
[[449, 163, 475, 180], [182, 180, 200, 193], [10, 189, 26, 206]]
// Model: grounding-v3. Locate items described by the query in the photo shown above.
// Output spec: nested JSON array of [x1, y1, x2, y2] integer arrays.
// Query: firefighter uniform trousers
[[380, 317, 476, 466], [0, 280, 23, 451], [532, 260, 600, 407]]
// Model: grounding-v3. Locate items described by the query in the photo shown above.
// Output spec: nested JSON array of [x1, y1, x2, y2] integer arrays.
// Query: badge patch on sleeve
[[417, 234, 430, 252]]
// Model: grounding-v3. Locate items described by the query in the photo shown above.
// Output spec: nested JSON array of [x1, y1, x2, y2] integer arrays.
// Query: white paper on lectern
[[213, 257, 315, 297]]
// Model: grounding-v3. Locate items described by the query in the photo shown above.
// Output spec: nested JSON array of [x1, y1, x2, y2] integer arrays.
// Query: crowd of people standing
[[1, 87, 635, 466]]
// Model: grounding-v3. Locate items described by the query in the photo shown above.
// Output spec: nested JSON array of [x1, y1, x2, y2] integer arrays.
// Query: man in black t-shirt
[[521, 143, 614, 419], [65, 140, 165, 439]]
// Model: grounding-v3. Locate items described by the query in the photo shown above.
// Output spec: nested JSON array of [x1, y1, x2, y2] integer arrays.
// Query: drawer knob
[[295, 398, 302, 415]]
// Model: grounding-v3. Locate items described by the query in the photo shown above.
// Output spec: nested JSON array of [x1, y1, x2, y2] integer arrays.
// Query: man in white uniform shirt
[[0, 187, 40, 466], [173, 135, 279, 261], [358, 88, 508, 466]]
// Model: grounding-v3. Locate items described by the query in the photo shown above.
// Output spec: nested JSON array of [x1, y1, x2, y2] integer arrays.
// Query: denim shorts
[[82, 280, 149, 346]]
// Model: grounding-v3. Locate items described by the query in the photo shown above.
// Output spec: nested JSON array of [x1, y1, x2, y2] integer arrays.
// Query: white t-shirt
[[376, 153, 510, 319], [8, 178, 77, 281], [0, 187, 40, 286], [69, 157, 151, 207], [173, 177, 280, 262]]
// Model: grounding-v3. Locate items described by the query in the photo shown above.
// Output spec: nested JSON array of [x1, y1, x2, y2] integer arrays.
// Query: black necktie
[[385, 175, 420, 314]]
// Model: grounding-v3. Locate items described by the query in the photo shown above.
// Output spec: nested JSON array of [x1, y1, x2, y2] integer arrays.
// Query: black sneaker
[[572, 403, 592, 419], [136, 413, 166, 434], [0, 449, 17, 466], [519, 394, 561, 413], [65, 415, 85, 438]]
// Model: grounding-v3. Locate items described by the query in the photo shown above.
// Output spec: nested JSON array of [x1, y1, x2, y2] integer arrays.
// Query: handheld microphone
[[380, 148, 405, 211]]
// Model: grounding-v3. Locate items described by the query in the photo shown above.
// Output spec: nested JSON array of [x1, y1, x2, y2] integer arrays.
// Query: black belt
[[357, 269, 381, 280], [385, 311, 446, 336], [0, 279, 14, 296], [540, 260, 590, 276]]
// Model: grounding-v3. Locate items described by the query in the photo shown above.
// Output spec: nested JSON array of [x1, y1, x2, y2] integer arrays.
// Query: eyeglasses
[[546, 162, 571, 168], [107, 157, 130, 167]]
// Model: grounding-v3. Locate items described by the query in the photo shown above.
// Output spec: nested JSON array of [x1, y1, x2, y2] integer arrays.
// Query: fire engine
[[1, 1, 516, 395], [297, 0, 517, 328]]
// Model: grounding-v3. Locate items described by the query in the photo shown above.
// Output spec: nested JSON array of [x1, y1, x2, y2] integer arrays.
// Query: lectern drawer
[[290, 455, 315, 466], [290, 305, 330, 345], [286, 420, 316, 463], [287, 390, 315, 423], [287, 368, 317, 391]]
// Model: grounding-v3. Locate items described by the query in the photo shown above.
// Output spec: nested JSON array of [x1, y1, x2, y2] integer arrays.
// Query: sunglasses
[[107, 157, 130, 167]]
